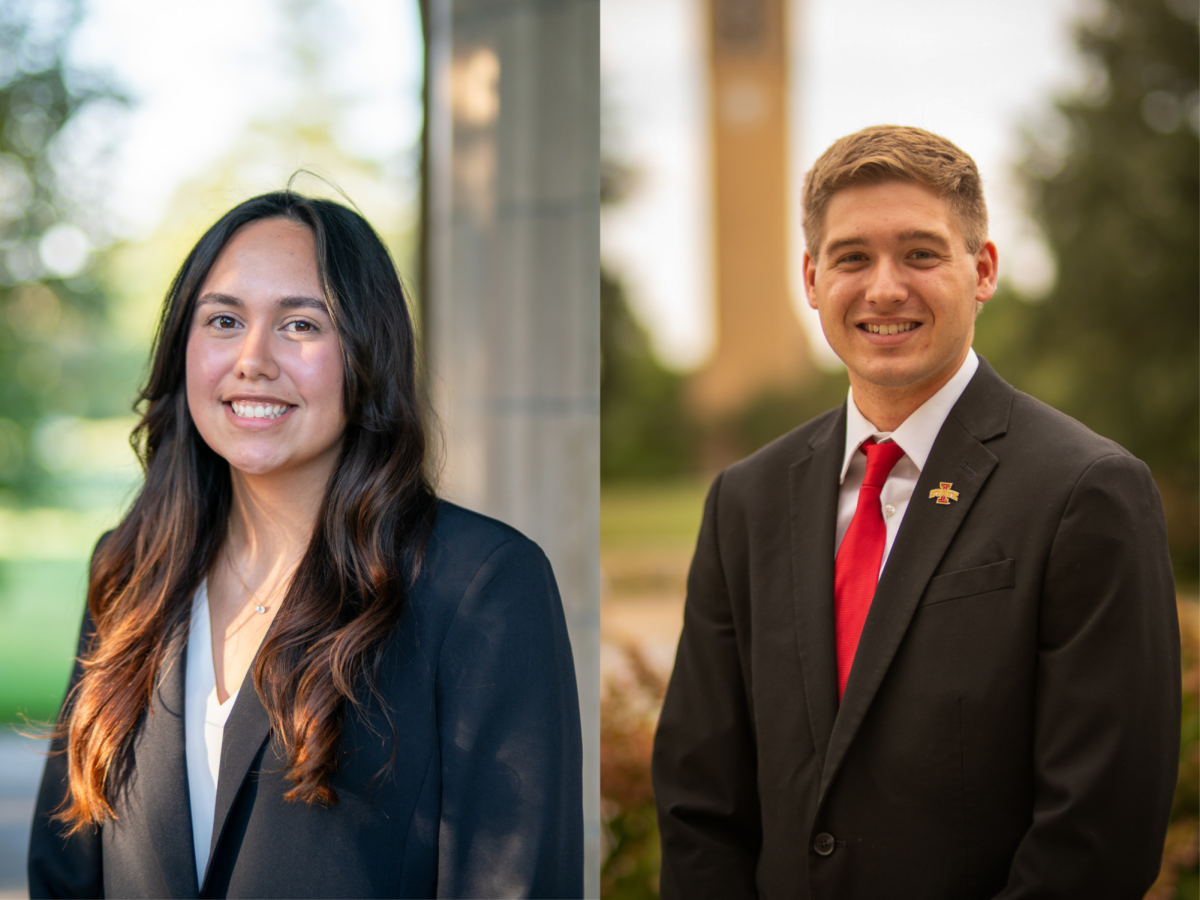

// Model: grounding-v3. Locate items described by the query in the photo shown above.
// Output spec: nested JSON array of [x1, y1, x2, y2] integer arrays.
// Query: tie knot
[[860, 439, 906, 488]]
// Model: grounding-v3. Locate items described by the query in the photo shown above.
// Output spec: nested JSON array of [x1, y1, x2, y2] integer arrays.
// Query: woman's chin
[[222, 450, 289, 479]]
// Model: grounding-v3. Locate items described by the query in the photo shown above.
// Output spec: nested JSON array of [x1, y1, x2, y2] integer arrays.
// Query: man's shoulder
[[965, 361, 1137, 471], [1004, 389, 1131, 459]]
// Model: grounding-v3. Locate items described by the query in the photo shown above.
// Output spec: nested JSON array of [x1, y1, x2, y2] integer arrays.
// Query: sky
[[63, 0, 425, 241], [601, 0, 1092, 370]]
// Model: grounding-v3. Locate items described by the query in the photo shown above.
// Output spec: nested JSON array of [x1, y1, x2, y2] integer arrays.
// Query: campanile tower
[[690, 0, 811, 418]]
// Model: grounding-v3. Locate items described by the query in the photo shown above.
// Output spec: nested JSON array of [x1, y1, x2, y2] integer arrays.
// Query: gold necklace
[[226, 548, 286, 615]]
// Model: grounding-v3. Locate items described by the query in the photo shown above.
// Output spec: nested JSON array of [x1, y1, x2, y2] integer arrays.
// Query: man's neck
[[849, 353, 969, 432]]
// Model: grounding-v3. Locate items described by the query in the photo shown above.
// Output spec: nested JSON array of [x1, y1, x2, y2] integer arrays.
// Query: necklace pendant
[[255, 604, 266, 614]]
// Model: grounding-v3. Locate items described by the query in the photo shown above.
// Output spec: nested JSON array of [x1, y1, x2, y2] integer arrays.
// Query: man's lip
[[855, 319, 922, 329], [856, 320, 923, 345]]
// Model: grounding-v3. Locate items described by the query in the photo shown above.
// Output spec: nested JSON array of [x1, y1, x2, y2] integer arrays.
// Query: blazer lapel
[[135, 632, 201, 898], [205, 662, 272, 883], [788, 406, 845, 769], [818, 360, 1012, 804]]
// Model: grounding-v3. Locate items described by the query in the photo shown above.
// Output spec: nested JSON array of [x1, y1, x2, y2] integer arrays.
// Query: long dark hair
[[55, 191, 437, 829]]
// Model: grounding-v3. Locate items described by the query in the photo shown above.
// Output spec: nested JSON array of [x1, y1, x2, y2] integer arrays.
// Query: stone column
[[425, 1, 600, 894]]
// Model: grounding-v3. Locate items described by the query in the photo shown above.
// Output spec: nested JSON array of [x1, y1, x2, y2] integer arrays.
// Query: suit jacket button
[[813, 832, 835, 856]]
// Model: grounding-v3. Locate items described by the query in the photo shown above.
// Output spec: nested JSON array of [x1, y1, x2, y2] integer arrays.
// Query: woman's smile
[[224, 398, 297, 426]]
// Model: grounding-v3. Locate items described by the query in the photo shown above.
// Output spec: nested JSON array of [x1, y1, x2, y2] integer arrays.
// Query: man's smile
[[860, 322, 920, 335]]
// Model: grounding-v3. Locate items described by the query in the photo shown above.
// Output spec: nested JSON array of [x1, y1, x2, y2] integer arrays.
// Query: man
[[652, 126, 1180, 898]]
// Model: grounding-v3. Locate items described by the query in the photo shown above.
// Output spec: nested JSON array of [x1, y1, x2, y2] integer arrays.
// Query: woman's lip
[[222, 401, 296, 428]]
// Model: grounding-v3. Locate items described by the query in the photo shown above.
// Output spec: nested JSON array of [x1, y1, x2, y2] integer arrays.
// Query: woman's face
[[186, 218, 347, 482]]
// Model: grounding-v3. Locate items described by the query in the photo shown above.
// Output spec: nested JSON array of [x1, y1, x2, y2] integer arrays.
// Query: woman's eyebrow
[[277, 295, 329, 313], [196, 292, 242, 308], [195, 292, 328, 313]]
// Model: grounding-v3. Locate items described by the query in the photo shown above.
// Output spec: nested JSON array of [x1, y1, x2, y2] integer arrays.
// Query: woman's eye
[[209, 314, 239, 329], [286, 320, 317, 334]]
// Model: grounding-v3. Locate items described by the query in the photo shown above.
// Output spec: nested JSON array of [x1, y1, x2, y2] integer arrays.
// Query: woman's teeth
[[231, 401, 289, 419], [864, 322, 917, 335]]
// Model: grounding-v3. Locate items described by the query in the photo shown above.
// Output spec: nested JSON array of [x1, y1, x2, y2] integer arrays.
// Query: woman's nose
[[233, 324, 279, 380]]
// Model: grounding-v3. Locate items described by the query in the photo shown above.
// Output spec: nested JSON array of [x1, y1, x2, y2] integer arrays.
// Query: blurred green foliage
[[600, 105, 700, 482], [601, 269, 698, 480], [0, 558, 87, 722], [976, 0, 1199, 582], [0, 0, 126, 503]]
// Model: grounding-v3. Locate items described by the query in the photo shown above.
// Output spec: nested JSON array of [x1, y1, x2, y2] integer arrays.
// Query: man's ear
[[974, 241, 999, 305], [803, 250, 818, 308]]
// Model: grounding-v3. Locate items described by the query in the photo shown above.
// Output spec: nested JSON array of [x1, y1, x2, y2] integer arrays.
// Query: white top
[[835, 348, 979, 574], [184, 580, 240, 887]]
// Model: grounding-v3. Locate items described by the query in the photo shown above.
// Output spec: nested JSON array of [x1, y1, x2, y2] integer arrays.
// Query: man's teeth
[[864, 322, 917, 335], [231, 401, 289, 419]]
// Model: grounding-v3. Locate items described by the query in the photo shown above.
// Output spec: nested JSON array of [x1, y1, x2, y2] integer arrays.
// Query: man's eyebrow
[[897, 229, 952, 247], [824, 235, 868, 257], [823, 229, 952, 257], [195, 292, 328, 313]]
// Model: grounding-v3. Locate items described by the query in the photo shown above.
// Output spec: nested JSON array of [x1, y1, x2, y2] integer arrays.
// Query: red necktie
[[835, 438, 907, 700]]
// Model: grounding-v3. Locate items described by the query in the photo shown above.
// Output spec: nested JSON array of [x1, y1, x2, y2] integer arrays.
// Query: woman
[[27, 192, 583, 898]]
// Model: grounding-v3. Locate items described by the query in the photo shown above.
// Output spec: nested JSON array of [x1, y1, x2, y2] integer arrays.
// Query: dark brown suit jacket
[[653, 359, 1180, 899]]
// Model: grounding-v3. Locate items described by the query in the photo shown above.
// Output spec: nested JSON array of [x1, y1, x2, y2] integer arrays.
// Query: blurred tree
[[0, 0, 122, 501], [600, 125, 698, 481], [983, 0, 1199, 581], [601, 270, 698, 480], [98, 0, 417, 424]]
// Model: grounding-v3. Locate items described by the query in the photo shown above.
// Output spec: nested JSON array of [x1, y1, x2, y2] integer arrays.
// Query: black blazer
[[28, 501, 583, 899], [653, 359, 1181, 899]]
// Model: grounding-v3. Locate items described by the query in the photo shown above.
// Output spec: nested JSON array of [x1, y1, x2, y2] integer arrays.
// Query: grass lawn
[[0, 560, 89, 725], [600, 479, 710, 552]]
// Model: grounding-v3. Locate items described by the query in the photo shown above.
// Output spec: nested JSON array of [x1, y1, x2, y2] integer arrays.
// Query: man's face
[[803, 180, 998, 405]]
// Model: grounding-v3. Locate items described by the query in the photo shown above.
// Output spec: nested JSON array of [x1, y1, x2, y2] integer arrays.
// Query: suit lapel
[[205, 659, 272, 884], [788, 406, 845, 769], [818, 359, 1012, 804], [135, 631, 201, 898]]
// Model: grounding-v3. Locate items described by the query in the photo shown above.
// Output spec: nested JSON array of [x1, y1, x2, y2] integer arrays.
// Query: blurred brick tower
[[689, 0, 812, 420]]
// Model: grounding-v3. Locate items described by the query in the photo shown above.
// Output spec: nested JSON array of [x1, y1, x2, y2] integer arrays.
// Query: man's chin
[[846, 360, 966, 404], [848, 362, 928, 390]]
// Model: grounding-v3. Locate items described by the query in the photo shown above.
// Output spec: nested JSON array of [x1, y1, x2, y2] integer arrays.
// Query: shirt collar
[[839, 348, 979, 483]]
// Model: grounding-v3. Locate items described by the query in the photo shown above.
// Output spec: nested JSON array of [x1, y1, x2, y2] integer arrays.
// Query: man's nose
[[864, 258, 907, 305], [234, 324, 279, 380]]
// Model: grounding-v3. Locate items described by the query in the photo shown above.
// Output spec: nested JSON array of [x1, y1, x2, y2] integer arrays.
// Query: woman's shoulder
[[426, 498, 537, 555], [413, 499, 555, 609]]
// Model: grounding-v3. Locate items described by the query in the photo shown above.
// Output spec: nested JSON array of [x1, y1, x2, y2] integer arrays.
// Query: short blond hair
[[802, 125, 988, 257]]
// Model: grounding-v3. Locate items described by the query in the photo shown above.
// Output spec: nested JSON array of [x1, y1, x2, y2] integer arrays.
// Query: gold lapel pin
[[929, 482, 959, 505]]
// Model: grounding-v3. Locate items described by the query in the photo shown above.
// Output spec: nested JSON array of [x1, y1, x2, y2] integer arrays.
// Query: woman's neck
[[226, 466, 329, 572]]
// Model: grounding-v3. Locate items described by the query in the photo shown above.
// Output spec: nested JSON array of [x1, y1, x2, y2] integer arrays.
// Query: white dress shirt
[[835, 348, 979, 575], [184, 580, 240, 886]]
